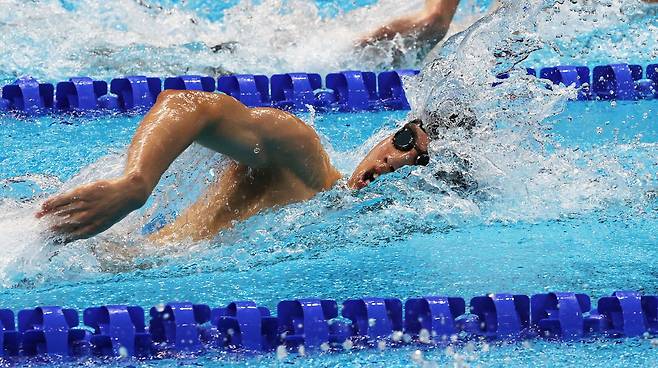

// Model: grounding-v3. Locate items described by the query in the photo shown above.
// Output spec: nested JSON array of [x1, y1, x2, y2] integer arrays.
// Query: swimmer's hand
[[35, 175, 148, 243], [354, 35, 376, 48]]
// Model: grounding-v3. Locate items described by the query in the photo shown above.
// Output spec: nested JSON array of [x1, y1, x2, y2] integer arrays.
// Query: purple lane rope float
[[1, 63, 657, 117], [0, 291, 656, 360]]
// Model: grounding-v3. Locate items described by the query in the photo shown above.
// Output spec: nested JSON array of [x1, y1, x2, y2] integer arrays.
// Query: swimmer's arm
[[121, 90, 266, 198], [36, 90, 272, 241], [358, 0, 460, 46]]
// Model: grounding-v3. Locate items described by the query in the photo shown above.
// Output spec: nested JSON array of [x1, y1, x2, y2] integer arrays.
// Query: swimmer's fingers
[[354, 34, 378, 48], [49, 217, 86, 236], [354, 36, 370, 48], [37, 194, 76, 217], [49, 218, 99, 244], [51, 202, 91, 218], [37, 190, 88, 218], [48, 208, 93, 231]]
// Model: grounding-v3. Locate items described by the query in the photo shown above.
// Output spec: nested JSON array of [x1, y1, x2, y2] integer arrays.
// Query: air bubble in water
[[419, 328, 431, 344]]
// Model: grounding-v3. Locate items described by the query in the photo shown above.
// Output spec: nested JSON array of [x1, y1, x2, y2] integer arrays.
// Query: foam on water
[[0, 0, 490, 83], [0, 0, 657, 287], [405, 0, 654, 220]]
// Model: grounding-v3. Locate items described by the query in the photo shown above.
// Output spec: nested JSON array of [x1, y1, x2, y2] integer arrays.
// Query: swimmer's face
[[348, 122, 430, 190]]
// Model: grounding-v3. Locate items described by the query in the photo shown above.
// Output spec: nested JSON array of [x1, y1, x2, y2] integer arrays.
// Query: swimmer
[[35, 90, 430, 243]]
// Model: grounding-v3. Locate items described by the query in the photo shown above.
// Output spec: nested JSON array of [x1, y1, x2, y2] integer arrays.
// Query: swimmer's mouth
[[363, 170, 376, 185], [358, 167, 392, 188]]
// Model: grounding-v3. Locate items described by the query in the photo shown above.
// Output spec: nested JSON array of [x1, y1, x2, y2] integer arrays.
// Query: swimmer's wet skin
[[36, 90, 431, 243]]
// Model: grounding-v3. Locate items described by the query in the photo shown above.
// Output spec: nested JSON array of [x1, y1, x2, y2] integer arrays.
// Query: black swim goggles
[[392, 121, 430, 166]]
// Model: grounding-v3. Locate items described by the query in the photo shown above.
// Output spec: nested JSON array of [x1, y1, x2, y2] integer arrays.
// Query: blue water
[[2, 0, 658, 366], [2, 101, 658, 366]]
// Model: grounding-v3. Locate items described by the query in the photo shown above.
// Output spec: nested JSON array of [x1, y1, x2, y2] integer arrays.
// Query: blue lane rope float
[[1, 62, 657, 117], [0, 291, 656, 360]]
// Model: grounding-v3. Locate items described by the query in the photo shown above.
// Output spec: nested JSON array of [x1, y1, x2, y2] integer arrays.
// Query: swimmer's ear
[[408, 118, 424, 128]]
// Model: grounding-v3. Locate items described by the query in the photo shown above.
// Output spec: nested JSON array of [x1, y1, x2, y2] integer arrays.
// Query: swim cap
[[416, 99, 478, 141]]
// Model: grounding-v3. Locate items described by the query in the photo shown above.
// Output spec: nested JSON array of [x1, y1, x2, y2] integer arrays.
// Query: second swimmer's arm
[[358, 0, 460, 46]]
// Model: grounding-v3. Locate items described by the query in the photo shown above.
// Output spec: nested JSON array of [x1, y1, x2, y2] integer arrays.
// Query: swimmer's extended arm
[[358, 0, 460, 46], [36, 90, 330, 242]]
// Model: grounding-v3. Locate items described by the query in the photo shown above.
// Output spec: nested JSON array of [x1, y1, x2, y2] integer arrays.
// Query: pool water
[[2, 0, 658, 366], [1, 101, 657, 366]]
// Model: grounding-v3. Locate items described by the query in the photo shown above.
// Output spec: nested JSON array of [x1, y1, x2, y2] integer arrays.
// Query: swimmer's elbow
[[414, 12, 450, 42], [155, 89, 232, 113], [422, 0, 458, 33], [155, 89, 187, 104]]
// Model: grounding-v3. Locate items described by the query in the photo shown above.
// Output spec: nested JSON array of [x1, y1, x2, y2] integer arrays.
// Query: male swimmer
[[36, 91, 431, 243]]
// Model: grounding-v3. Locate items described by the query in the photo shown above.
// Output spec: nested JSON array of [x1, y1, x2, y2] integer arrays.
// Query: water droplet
[[297, 344, 306, 356], [118, 346, 128, 358], [391, 330, 403, 342], [368, 318, 377, 327], [320, 342, 330, 352], [377, 340, 387, 350], [342, 339, 353, 350], [411, 349, 424, 363], [276, 345, 288, 360], [419, 328, 431, 344]]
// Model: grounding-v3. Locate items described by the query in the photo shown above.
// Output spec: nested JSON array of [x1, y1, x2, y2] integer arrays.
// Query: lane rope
[[1, 63, 656, 117]]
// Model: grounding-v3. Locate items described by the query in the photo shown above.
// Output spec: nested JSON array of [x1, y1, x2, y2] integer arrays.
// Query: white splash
[[0, 0, 490, 82]]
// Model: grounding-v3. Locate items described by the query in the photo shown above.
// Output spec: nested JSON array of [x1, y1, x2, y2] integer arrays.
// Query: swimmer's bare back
[[36, 91, 342, 243]]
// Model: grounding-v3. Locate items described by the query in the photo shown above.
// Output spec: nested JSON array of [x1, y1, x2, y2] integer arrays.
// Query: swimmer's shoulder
[[156, 89, 247, 116], [162, 90, 326, 160], [157, 90, 302, 127]]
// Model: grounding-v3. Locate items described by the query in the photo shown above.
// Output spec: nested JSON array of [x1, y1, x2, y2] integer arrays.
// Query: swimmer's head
[[421, 108, 477, 140], [348, 120, 430, 190]]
